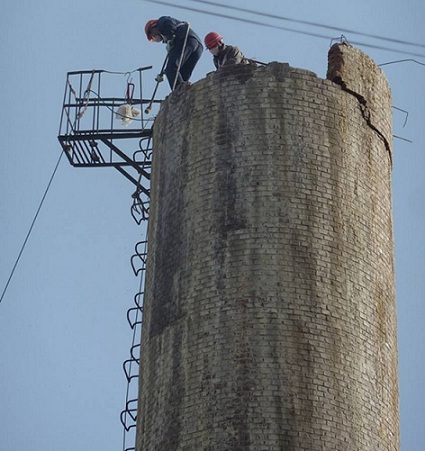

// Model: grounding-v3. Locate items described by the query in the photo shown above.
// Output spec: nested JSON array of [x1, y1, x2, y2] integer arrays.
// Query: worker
[[204, 32, 249, 69], [145, 17, 203, 90]]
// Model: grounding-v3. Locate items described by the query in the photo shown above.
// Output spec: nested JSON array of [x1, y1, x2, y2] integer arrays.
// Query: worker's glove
[[155, 73, 164, 83], [165, 37, 175, 52]]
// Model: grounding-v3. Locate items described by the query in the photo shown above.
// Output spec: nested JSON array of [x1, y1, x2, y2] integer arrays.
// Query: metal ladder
[[121, 140, 152, 451], [57, 67, 156, 451]]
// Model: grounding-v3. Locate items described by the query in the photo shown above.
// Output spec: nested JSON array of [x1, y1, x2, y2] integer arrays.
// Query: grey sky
[[1, 0, 424, 450]]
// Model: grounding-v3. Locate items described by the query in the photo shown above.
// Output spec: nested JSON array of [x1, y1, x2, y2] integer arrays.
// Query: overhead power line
[[141, 0, 425, 59], [190, 0, 425, 50], [379, 58, 425, 67]]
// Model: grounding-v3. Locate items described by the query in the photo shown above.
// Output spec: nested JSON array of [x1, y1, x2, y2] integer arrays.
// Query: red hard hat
[[145, 19, 158, 41], [204, 32, 223, 50]]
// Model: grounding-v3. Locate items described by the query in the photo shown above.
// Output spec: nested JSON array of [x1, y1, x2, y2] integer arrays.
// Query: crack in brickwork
[[329, 66, 392, 166]]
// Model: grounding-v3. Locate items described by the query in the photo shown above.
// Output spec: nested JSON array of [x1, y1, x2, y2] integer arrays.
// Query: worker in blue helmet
[[145, 16, 203, 90]]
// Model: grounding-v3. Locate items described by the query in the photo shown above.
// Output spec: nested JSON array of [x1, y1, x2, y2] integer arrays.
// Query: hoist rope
[[172, 22, 191, 91], [0, 151, 64, 304], [76, 70, 95, 120]]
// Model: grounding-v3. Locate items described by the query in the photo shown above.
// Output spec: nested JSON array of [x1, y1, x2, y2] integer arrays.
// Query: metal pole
[[144, 54, 169, 114]]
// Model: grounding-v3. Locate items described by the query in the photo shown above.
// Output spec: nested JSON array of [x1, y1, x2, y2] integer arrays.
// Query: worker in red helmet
[[204, 32, 249, 70], [145, 16, 203, 90]]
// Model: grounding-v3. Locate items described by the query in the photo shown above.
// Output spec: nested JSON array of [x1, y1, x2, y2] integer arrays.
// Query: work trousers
[[165, 36, 203, 89]]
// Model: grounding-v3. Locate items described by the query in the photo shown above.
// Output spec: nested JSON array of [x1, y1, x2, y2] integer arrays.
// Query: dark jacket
[[155, 16, 203, 89], [156, 16, 202, 46], [213, 45, 249, 69]]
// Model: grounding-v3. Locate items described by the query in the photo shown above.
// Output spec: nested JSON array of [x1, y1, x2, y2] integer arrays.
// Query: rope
[[76, 70, 95, 119], [0, 151, 64, 304], [172, 22, 191, 90]]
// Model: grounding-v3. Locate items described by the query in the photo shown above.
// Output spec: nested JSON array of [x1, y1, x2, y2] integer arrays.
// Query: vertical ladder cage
[[121, 236, 149, 451], [57, 67, 156, 451]]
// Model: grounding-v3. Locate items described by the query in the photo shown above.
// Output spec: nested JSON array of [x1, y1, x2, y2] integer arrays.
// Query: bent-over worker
[[145, 16, 203, 90]]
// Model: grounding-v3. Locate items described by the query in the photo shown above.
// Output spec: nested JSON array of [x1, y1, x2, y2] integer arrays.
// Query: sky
[[0, 0, 424, 450]]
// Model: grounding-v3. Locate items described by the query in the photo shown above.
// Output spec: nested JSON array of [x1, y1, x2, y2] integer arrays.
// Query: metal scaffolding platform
[[58, 67, 157, 190]]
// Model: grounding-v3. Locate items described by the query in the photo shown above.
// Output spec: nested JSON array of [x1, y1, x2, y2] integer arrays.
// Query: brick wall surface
[[136, 45, 399, 451]]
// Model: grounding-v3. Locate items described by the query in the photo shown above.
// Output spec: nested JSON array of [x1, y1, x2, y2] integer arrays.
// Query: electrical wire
[[189, 0, 425, 50], [0, 152, 64, 304], [393, 135, 413, 143], [379, 58, 425, 67], [140, 0, 425, 59]]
